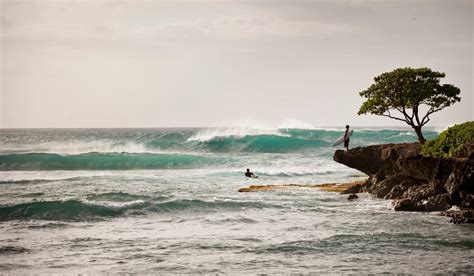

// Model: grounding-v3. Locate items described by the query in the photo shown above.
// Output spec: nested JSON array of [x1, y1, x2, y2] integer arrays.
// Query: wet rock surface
[[442, 209, 474, 224], [334, 142, 474, 223], [347, 194, 358, 200]]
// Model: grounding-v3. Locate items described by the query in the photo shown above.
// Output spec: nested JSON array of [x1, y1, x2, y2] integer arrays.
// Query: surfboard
[[332, 129, 353, 147]]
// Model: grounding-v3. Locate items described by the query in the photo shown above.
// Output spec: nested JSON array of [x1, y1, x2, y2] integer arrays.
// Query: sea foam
[[187, 127, 289, 142]]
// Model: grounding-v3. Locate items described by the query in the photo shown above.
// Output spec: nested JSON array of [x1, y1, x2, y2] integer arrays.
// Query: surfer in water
[[344, 125, 351, 151], [245, 168, 258, 178]]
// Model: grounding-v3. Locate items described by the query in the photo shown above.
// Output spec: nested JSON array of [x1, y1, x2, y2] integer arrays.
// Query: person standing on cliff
[[344, 125, 351, 151]]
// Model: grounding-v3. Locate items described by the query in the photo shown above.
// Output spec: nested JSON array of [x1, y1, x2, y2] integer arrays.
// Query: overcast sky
[[1, 0, 472, 128]]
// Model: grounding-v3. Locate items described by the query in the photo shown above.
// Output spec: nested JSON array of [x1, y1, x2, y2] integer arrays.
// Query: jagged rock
[[401, 182, 440, 202], [442, 209, 474, 224], [333, 142, 474, 223], [368, 174, 412, 198], [365, 171, 386, 191], [424, 194, 451, 211], [385, 178, 419, 199], [444, 160, 474, 209], [393, 198, 419, 211], [396, 193, 451, 212], [348, 194, 358, 200]]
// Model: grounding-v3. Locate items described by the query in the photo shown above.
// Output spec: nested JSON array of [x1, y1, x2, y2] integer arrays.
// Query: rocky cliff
[[333, 143, 474, 223]]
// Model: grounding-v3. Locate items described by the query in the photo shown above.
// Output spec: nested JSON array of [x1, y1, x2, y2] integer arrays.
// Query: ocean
[[0, 127, 473, 273]]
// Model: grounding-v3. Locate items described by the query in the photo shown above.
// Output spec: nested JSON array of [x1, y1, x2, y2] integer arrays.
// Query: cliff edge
[[333, 143, 474, 223]]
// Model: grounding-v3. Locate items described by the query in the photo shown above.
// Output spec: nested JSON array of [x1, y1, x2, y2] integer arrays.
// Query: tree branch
[[420, 105, 445, 126], [420, 107, 433, 126], [392, 105, 413, 125], [380, 112, 410, 124], [401, 105, 413, 125], [427, 106, 445, 116], [414, 104, 422, 126], [421, 117, 430, 127]]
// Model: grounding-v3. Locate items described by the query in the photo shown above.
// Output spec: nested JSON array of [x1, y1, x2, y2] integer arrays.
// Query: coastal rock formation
[[441, 209, 474, 224], [333, 143, 474, 222]]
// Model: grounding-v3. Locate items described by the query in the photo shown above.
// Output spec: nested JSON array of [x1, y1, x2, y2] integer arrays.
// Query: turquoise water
[[0, 127, 473, 273]]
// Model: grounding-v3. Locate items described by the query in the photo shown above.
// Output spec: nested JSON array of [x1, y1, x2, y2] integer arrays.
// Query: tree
[[358, 67, 461, 144]]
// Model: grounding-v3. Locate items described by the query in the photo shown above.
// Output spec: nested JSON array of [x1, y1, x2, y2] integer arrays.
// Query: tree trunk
[[413, 125, 426, 144]]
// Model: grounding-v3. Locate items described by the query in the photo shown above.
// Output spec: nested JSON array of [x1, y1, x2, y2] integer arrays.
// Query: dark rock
[[393, 198, 419, 211], [393, 193, 451, 212], [392, 184, 450, 212], [366, 171, 386, 191], [441, 209, 474, 224], [399, 182, 440, 203], [341, 183, 367, 194], [367, 174, 413, 199], [348, 194, 358, 200], [444, 160, 474, 209], [460, 193, 474, 209], [385, 178, 419, 199], [424, 194, 451, 211]]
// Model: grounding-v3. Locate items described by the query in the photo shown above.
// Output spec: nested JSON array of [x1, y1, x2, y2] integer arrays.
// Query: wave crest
[[197, 134, 329, 153], [0, 152, 220, 171], [0, 197, 280, 221], [187, 127, 289, 142], [0, 200, 125, 221]]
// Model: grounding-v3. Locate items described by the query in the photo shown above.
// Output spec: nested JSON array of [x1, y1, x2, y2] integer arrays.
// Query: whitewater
[[0, 127, 473, 273]]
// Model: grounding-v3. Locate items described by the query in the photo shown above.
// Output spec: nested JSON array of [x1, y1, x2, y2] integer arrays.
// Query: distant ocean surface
[[1, 127, 473, 273]]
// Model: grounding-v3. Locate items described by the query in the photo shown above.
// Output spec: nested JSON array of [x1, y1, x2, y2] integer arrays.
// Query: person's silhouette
[[244, 168, 258, 178], [344, 125, 351, 151]]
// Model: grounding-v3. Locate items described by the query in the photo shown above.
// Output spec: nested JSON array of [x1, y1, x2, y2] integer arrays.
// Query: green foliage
[[421, 121, 474, 158], [358, 67, 461, 143]]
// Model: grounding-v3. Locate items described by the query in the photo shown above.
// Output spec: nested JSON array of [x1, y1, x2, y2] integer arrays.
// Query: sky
[[1, 0, 473, 129]]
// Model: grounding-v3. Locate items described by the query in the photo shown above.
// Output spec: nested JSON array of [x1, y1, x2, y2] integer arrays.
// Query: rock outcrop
[[441, 209, 474, 224], [333, 143, 474, 223]]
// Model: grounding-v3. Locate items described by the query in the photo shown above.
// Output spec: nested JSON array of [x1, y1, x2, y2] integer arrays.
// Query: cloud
[[1, 0, 471, 128], [138, 16, 355, 39], [1, 1, 357, 43]]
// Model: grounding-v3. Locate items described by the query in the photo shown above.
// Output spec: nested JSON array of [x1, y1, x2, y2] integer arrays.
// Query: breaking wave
[[193, 134, 330, 153], [0, 152, 222, 171]]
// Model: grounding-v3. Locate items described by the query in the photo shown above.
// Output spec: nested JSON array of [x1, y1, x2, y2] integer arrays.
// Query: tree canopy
[[358, 67, 461, 143]]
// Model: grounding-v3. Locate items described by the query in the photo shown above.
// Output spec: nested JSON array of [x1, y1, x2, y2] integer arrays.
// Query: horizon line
[[0, 125, 448, 130]]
